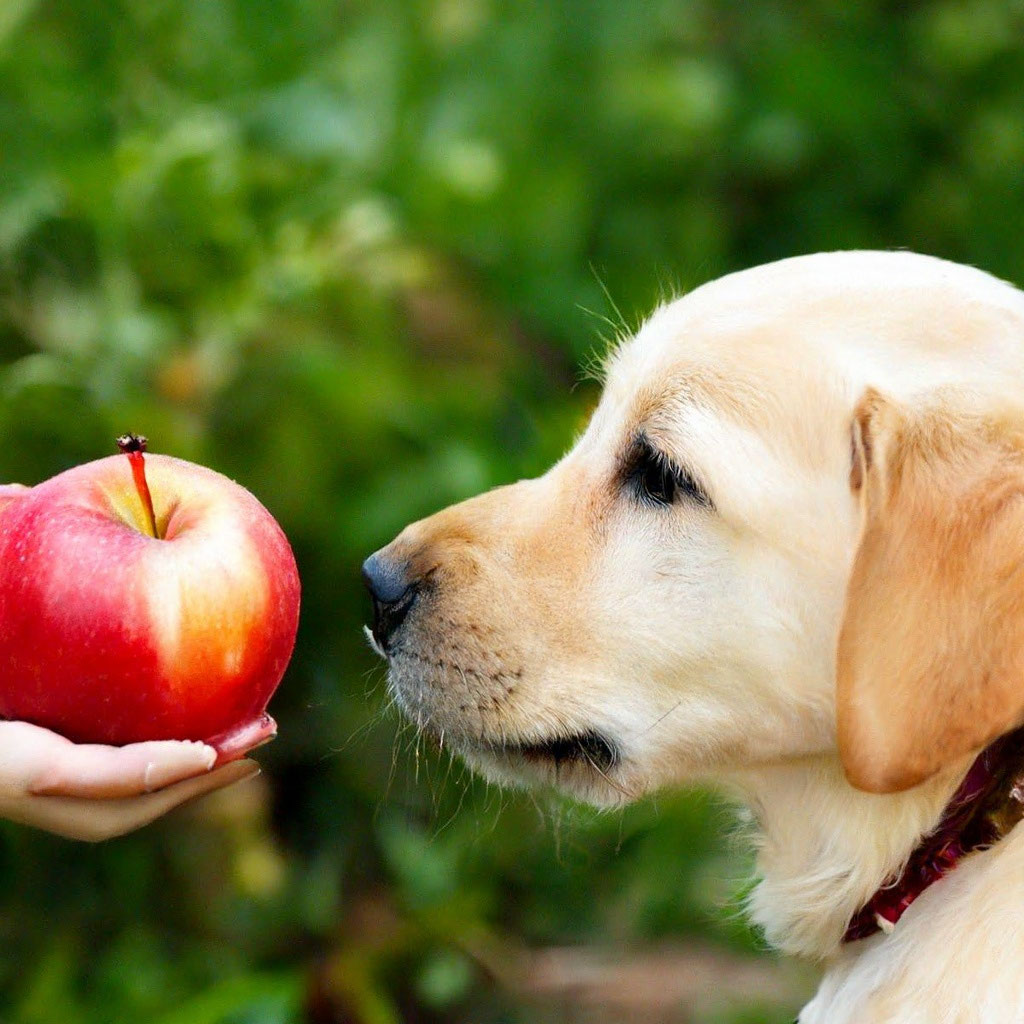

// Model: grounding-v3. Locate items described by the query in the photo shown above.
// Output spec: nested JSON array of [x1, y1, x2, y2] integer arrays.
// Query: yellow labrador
[[364, 251, 1024, 1023]]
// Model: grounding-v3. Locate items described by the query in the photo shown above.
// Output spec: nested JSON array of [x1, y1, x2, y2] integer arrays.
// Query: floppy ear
[[837, 389, 1024, 793]]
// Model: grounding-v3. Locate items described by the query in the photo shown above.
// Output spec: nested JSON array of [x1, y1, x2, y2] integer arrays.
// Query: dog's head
[[365, 251, 1024, 804]]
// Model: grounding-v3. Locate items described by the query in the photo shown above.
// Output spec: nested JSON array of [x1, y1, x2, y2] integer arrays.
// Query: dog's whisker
[[633, 699, 684, 739]]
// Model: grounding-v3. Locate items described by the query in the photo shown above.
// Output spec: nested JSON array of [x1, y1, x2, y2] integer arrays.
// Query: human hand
[[0, 720, 260, 841]]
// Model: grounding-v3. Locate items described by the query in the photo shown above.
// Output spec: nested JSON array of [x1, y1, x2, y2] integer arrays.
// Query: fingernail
[[215, 760, 261, 787], [144, 743, 216, 792]]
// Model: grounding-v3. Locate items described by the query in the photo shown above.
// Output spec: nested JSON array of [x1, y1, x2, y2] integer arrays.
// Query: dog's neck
[[726, 754, 966, 959]]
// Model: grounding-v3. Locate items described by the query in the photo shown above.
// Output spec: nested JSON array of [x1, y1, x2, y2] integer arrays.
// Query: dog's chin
[[378, 643, 633, 805], [451, 730, 635, 808]]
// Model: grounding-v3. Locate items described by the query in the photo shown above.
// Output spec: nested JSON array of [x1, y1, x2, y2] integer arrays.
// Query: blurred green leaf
[[151, 972, 302, 1024]]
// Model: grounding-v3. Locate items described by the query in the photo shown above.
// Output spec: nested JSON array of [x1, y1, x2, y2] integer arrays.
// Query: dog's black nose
[[362, 551, 417, 648]]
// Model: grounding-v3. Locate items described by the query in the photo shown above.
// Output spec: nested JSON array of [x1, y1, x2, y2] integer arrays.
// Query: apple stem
[[116, 433, 159, 539]]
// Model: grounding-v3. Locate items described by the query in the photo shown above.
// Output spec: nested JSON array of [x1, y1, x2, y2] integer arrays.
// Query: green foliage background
[[1, 1, 1023, 1021]]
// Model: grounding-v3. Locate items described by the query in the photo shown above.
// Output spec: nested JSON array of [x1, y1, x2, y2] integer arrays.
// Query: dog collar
[[843, 726, 1024, 943]]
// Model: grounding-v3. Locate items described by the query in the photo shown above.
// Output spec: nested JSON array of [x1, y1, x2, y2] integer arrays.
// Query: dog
[[364, 250, 1024, 1023]]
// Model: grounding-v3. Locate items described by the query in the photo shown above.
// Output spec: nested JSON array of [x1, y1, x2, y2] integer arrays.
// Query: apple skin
[[0, 454, 300, 754]]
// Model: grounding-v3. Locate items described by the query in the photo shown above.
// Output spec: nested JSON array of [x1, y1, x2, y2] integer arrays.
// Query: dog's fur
[[371, 251, 1024, 1022]]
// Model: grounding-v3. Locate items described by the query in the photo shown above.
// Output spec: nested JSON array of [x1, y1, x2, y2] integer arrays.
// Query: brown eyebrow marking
[[626, 381, 697, 431]]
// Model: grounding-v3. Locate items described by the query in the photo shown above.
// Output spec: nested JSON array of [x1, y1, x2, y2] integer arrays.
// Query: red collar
[[844, 726, 1024, 943]]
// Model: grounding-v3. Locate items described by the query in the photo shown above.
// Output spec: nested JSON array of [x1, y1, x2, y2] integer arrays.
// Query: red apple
[[0, 441, 300, 761]]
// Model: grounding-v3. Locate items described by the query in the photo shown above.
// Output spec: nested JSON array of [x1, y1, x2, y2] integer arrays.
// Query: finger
[[0, 722, 217, 797], [28, 738, 217, 798], [1, 760, 260, 841]]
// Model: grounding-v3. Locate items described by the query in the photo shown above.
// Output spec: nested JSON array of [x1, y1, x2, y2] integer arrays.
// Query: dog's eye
[[628, 443, 709, 509]]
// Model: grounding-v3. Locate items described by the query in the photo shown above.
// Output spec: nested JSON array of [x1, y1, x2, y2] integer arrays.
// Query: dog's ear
[[837, 389, 1024, 793]]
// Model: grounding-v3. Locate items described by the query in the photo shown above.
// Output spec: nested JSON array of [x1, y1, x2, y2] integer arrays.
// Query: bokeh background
[[2, 2, 1023, 1021]]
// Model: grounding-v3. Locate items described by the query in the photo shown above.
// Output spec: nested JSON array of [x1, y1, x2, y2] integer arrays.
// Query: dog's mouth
[[482, 729, 619, 774], [376, 640, 623, 789]]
